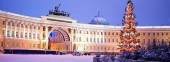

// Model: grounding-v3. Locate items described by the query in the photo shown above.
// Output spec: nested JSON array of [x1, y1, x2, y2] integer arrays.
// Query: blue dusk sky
[[0, 0, 170, 26]]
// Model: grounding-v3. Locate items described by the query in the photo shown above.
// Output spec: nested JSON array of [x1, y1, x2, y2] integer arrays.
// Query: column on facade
[[23, 23, 26, 39], [5, 21, 8, 37], [14, 21, 17, 38], [31, 24, 33, 39], [40, 25, 43, 49], [35, 25, 38, 40], [39, 24, 43, 40], [27, 23, 30, 39], [45, 25, 48, 40], [23, 24, 26, 39], [70, 28, 73, 51], [9, 21, 12, 37], [18, 22, 21, 38]]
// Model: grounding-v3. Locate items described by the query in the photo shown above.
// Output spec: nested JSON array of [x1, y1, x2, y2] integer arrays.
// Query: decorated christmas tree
[[119, 0, 140, 51]]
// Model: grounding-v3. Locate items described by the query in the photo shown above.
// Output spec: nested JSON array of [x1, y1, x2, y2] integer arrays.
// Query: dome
[[89, 12, 109, 25]]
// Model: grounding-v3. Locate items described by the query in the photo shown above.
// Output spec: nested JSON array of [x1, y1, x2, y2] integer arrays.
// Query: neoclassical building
[[0, 1, 170, 53]]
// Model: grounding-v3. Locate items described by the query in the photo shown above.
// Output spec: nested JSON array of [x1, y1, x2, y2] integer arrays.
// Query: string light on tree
[[119, 0, 140, 51]]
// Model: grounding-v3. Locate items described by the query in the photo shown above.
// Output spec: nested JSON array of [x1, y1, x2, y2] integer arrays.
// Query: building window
[[158, 39, 160, 44], [112, 32, 114, 35], [79, 31, 81, 34], [25, 33, 27, 38], [108, 32, 110, 35], [108, 38, 110, 42], [143, 39, 145, 44], [3, 21, 5, 25], [37, 34, 40, 39], [166, 33, 168, 35], [137, 39, 140, 42], [2, 30, 5, 36], [86, 37, 88, 42], [17, 23, 19, 27], [29, 33, 32, 39], [30, 25, 32, 29], [104, 38, 106, 43], [7, 31, 10, 37], [116, 33, 118, 35], [105, 32, 106, 35], [43, 26, 45, 31], [38, 26, 40, 30], [112, 39, 114, 42], [16, 32, 19, 38], [90, 38, 92, 43], [20, 32, 23, 38], [116, 39, 118, 42], [162, 39, 164, 42], [25, 25, 28, 28], [148, 33, 150, 36], [33, 33, 36, 39], [12, 31, 14, 37], [108, 47, 110, 50], [34, 26, 36, 29], [162, 33, 164, 36], [148, 39, 150, 44], [21, 24, 24, 28], [12, 22, 15, 26], [153, 33, 155, 36], [8, 22, 10, 26], [101, 32, 103, 35], [143, 33, 145, 35], [94, 38, 96, 43], [97, 38, 99, 43], [157, 33, 159, 36], [101, 38, 103, 43], [79, 37, 81, 42]]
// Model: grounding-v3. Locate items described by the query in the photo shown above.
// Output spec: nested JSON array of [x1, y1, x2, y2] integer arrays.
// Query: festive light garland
[[119, 0, 140, 51]]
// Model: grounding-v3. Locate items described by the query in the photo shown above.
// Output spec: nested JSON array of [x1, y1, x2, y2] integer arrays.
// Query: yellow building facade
[[0, 10, 170, 53]]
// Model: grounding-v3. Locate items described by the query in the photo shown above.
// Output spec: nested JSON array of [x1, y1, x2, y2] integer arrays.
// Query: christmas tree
[[119, 0, 140, 51]]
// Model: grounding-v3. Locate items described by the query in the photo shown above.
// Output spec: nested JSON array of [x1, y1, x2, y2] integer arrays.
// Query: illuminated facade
[[0, 1, 170, 53]]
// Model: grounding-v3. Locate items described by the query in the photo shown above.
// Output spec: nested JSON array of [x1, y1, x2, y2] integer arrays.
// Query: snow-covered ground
[[0, 54, 95, 62]]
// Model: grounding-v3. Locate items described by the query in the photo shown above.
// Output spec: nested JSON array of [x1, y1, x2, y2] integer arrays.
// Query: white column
[[10, 21, 12, 37], [40, 26, 43, 40], [5, 21, 8, 37], [23, 24, 25, 39], [27, 24, 30, 39], [31, 25, 33, 39], [14, 22, 16, 38], [45, 26, 48, 40], [35, 25, 38, 40], [18, 23, 21, 38]]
